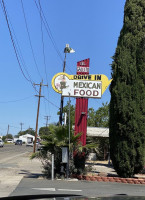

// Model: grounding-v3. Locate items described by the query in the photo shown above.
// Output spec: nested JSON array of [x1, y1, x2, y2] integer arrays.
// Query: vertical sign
[[77, 59, 89, 75], [74, 58, 90, 146]]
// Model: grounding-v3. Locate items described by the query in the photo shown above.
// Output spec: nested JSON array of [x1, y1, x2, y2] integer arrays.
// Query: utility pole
[[7, 124, 9, 138], [20, 122, 24, 132], [44, 116, 51, 127], [33, 80, 48, 153]]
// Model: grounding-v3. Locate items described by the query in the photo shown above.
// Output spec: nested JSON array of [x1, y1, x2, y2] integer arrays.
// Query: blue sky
[[0, 0, 126, 136]]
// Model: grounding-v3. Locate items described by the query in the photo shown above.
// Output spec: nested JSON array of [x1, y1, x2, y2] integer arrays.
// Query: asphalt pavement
[[10, 177, 145, 198]]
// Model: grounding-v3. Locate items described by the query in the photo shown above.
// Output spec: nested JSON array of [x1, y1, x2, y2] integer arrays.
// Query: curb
[[72, 175, 145, 185]]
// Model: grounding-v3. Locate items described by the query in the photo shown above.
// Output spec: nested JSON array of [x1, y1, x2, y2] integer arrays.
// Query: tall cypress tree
[[109, 0, 145, 178]]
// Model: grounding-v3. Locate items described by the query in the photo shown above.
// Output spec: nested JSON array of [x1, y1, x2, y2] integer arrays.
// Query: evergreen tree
[[87, 102, 109, 127], [95, 102, 109, 127], [87, 108, 96, 127], [110, 0, 145, 178]]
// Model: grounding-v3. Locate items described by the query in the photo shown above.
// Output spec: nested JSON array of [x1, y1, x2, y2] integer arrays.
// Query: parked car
[[26, 141, 43, 150], [15, 139, 22, 145], [0, 139, 4, 147], [6, 139, 14, 143]]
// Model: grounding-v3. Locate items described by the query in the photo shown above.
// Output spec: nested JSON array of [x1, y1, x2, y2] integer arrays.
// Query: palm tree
[[31, 124, 97, 177], [31, 124, 87, 177]]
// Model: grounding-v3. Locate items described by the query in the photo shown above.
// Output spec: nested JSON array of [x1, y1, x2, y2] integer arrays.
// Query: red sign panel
[[75, 58, 90, 146], [77, 58, 89, 75]]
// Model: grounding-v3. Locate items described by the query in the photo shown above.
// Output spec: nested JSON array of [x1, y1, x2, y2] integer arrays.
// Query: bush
[[73, 149, 89, 175]]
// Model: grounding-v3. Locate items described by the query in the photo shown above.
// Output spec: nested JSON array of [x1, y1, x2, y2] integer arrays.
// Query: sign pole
[[67, 93, 71, 179], [59, 44, 75, 125], [69, 93, 71, 152], [51, 154, 54, 180], [60, 52, 66, 125]]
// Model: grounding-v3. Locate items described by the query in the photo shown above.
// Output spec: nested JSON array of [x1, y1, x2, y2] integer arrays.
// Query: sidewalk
[[0, 152, 42, 198]]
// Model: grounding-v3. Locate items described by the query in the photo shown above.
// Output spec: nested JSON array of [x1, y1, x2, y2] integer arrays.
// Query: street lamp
[[59, 44, 75, 125]]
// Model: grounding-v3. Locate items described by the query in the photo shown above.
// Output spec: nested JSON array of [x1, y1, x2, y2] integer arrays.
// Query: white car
[[0, 139, 4, 147], [26, 141, 34, 147], [26, 142, 42, 150], [6, 139, 13, 143]]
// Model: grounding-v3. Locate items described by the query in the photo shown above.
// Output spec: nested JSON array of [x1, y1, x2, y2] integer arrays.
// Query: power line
[[0, 95, 34, 103], [9, 125, 20, 129], [1, 0, 30, 82], [43, 97, 59, 109], [38, 0, 51, 115], [1, 1, 70, 113], [34, 0, 74, 116], [21, 0, 42, 80], [33, 0, 53, 115], [38, 0, 48, 84], [33, 0, 73, 74], [6, 12, 35, 86], [34, 0, 74, 115], [34, 0, 63, 62], [1, 0, 38, 94]]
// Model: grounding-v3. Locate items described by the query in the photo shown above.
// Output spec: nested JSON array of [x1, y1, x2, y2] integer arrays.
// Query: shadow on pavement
[[86, 162, 113, 168], [19, 170, 43, 178]]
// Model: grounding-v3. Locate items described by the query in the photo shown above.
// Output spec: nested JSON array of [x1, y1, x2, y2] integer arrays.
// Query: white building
[[73, 126, 109, 138], [72, 126, 109, 161], [87, 127, 109, 138], [19, 134, 35, 143], [14, 137, 19, 143]]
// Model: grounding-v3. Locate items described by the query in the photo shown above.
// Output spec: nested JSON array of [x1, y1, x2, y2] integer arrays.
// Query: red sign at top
[[77, 58, 90, 75]]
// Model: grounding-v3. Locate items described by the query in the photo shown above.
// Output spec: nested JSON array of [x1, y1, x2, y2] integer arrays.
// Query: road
[[0, 143, 36, 170], [0, 143, 31, 162], [0, 144, 42, 198]]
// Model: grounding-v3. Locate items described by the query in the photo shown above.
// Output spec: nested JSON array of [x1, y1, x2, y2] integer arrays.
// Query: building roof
[[19, 134, 35, 138], [87, 127, 109, 138]]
